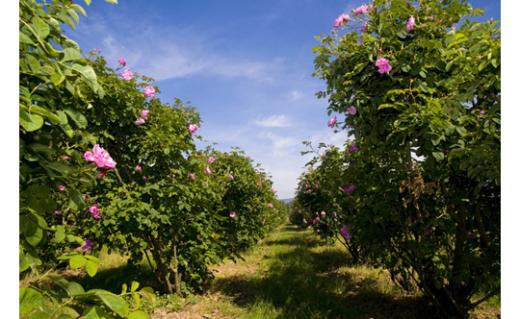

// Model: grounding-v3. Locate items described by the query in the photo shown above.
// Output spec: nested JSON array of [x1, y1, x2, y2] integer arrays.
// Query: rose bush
[[295, 0, 500, 317]]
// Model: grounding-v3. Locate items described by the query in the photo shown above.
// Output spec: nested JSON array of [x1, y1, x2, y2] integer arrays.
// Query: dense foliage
[[293, 0, 500, 317], [20, 0, 286, 317]]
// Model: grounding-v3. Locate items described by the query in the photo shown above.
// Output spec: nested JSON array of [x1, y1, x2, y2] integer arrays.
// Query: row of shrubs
[[292, 0, 500, 318], [20, 0, 287, 317]]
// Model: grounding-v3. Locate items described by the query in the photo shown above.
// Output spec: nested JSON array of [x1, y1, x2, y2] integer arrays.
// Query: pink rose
[[229, 211, 237, 219], [406, 16, 416, 32], [118, 57, 127, 66], [57, 185, 65, 192], [352, 4, 368, 15], [89, 204, 101, 219], [328, 116, 337, 128], [134, 118, 146, 126], [135, 164, 142, 172], [334, 13, 350, 28], [121, 69, 133, 80], [144, 85, 155, 98], [267, 203, 274, 209], [208, 156, 216, 164], [189, 124, 198, 134], [204, 166, 212, 175], [375, 57, 392, 74], [84, 144, 116, 169], [140, 109, 150, 120]]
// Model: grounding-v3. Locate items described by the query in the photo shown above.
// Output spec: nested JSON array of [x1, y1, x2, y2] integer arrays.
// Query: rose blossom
[[341, 184, 356, 194], [117, 57, 127, 66], [135, 164, 142, 172], [334, 13, 350, 28], [134, 118, 146, 126], [406, 16, 416, 32], [208, 156, 216, 164], [328, 116, 337, 128], [346, 106, 357, 116], [189, 124, 198, 134], [375, 57, 392, 74], [57, 185, 66, 191], [352, 4, 369, 15], [89, 204, 101, 220], [204, 166, 212, 175], [267, 203, 274, 209], [121, 69, 133, 80], [81, 239, 93, 252], [229, 211, 237, 219], [140, 109, 150, 120], [144, 85, 155, 98], [84, 144, 116, 169], [340, 224, 352, 241]]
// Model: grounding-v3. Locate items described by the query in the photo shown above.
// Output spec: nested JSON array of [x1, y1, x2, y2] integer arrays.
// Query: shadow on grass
[[213, 228, 439, 319], [70, 263, 161, 293]]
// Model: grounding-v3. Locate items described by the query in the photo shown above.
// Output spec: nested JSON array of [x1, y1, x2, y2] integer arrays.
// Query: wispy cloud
[[254, 115, 292, 128], [288, 90, 303, 101]]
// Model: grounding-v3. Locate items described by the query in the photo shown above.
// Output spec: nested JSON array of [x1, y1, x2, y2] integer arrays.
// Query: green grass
[[63, 225, 499, 319]]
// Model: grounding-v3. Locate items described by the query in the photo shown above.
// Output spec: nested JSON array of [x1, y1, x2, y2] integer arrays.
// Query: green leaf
[[20, 32, 35, 45], [85, 260, 98, 277], [31, 16, 50, 39], [20, 288, 43, 315], [432, 151, 445, 162], [61, 48, 83, 62], [20, 110, 44, 132], [21, 212, 45, 247], [87, 289, 129, 317], [84, 0, 92, 5], [419, 71, 427, 79], [130, 281, 139, 292], [69, 255, 87, 269], [27, 105, 61, 124], [64, 108, 88, 128], [491, 58, 498, 68], [55, 225, 66, 243], [68, 189, 86, 211], [105, 0, 118, 4], [128, 310, 149, 319]]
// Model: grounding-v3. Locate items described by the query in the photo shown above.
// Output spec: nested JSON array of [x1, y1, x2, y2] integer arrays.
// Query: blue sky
[[69, 0, 500, 199]]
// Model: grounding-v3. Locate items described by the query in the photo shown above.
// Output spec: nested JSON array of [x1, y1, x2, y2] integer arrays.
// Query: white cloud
[[288, 90, 303, 101], [254, 115, 292, 128]]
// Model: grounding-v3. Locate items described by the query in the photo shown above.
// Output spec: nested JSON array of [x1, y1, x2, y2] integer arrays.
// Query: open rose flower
[[57, 185, 66, 192], [328, 116, 337, 128], [229, 211, 237, 219], [340, 224, 352, 241], [189, 124, 198, 134], [341, 184, 356, 194], [135, 164, 142, 172], [361, 22, 368, 33], [334, 13, 350, 28], [346, 106, 357, 116], [375, 57, 392, 74], [140, 109, 150, 120], [204, 166, 212, 175], [267, 203, 274, 209], [208, 156, 216, 164], [144, 85, 155, 98], [121, 69, 133, 80], [89, 204, 101, 220], [81, 239, 93, 252], [352, 4, 369, 15], [117, 57, 127, 66], [406, 16, 416, 32], [84, 144, 116, 169], [134, 118, 146, 126]]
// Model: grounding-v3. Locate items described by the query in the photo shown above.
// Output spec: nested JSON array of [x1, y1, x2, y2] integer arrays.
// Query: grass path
[[152, 224, 470, 319]]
